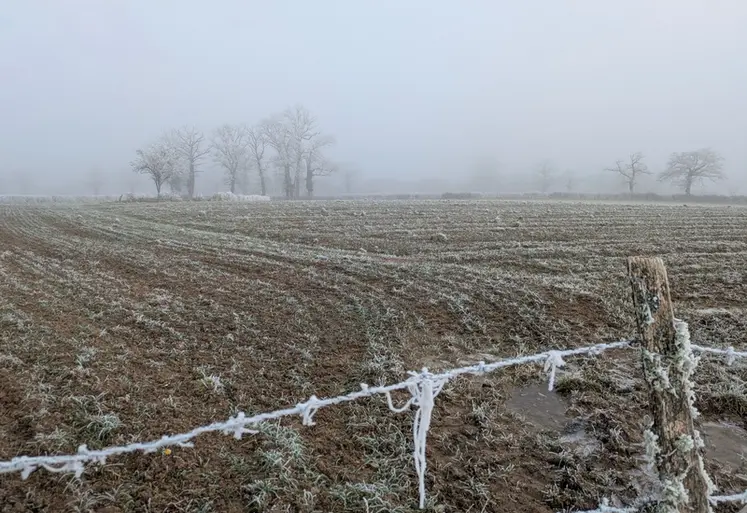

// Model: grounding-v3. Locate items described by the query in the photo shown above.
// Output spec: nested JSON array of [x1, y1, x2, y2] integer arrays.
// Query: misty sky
[[1, 1, 746, 194]]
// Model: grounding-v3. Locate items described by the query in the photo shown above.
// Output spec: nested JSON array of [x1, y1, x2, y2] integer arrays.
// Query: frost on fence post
[[627, 257, 712, 513]]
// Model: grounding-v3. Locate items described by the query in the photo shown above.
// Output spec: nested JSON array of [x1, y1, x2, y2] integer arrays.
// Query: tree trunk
[[686, 168, 700, 196], [155, 179, 162, 198], [187, 161, 195, 198], [294, 163, 302, 199], [284, 164, 293, 199], [257, 163, 266, 196], [306, 161, 314, 197], [628, 181, 635, 194]]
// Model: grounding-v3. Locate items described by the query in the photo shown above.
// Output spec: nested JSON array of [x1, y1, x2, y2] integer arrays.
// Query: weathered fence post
[[627, 256, 712, 513]]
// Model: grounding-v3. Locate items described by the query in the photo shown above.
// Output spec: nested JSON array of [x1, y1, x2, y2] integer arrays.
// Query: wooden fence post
[[627, 256, 712, 513]]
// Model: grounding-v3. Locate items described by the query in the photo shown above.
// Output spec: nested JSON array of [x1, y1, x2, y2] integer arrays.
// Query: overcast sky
[[1, 0, 745, 194]]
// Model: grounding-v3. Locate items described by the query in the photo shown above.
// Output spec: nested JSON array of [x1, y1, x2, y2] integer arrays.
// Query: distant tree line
[[605, 148, 725, 196], [130, 104, 338, 199], [128, 116, 725, 199], [465, 148, 727, 198], [527, 148, 726, 197]]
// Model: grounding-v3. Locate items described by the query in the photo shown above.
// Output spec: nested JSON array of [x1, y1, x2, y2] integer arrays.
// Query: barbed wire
[[691, 344, 747, 366], [710, 489, 747, 506], [0, 339, 632, 508], [0, 337, 744, 510], [570, 497, 645, 513], [572, 488, 747, 513]]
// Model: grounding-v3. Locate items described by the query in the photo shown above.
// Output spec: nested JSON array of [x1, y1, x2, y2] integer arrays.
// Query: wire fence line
[[0, 337, 745, 511], [691, 344, 747, 365], [576, 488, 747, 513]]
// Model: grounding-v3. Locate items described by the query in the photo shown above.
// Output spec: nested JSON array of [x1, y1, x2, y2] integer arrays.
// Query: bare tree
[[263, 117, 294, 198], [536, 161, 554, 193], [658, 148, 725, 196], [287, 105, 321, 198], [264, 105, 321, 199], [606, 152, 651, 194], [246, 124, 269, 196], [304, 135, 335, 197], [167, 173, 185, 195], [171, 126, 210, 198], [131, 138, 179, 197], [212, 124, 249, 194]]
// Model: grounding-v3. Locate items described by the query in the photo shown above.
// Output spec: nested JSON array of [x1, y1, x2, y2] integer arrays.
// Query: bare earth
[[0, 199, 745, 513]]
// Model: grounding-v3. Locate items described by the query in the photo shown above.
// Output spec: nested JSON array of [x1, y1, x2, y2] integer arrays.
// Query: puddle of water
[[701, 421, 747, 469], [560, 425, 603, 457], [506, 383, 569, 431], [507, 384, 603, 457], [507, 384, 747, 478]]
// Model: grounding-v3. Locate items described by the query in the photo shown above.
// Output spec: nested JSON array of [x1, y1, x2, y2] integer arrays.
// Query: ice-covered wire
[[0, 339, 632, 509], [565, 497, 641, 513], [571, 488, 747, 513], [710, 489, 747, 506], [692, 344, 747, 366]]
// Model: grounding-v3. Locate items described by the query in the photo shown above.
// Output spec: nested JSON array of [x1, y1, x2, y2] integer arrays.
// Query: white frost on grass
[[209, 192, 271, 202], [197, 367, 225, 394]]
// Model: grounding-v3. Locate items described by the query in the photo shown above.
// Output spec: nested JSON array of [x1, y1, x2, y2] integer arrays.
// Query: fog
[[1, 1, 746, 196]]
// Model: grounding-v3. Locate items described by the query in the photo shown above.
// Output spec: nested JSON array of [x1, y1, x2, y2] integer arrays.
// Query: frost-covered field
[[0, 199, 745, 512], [0, 192, 271, 204]]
